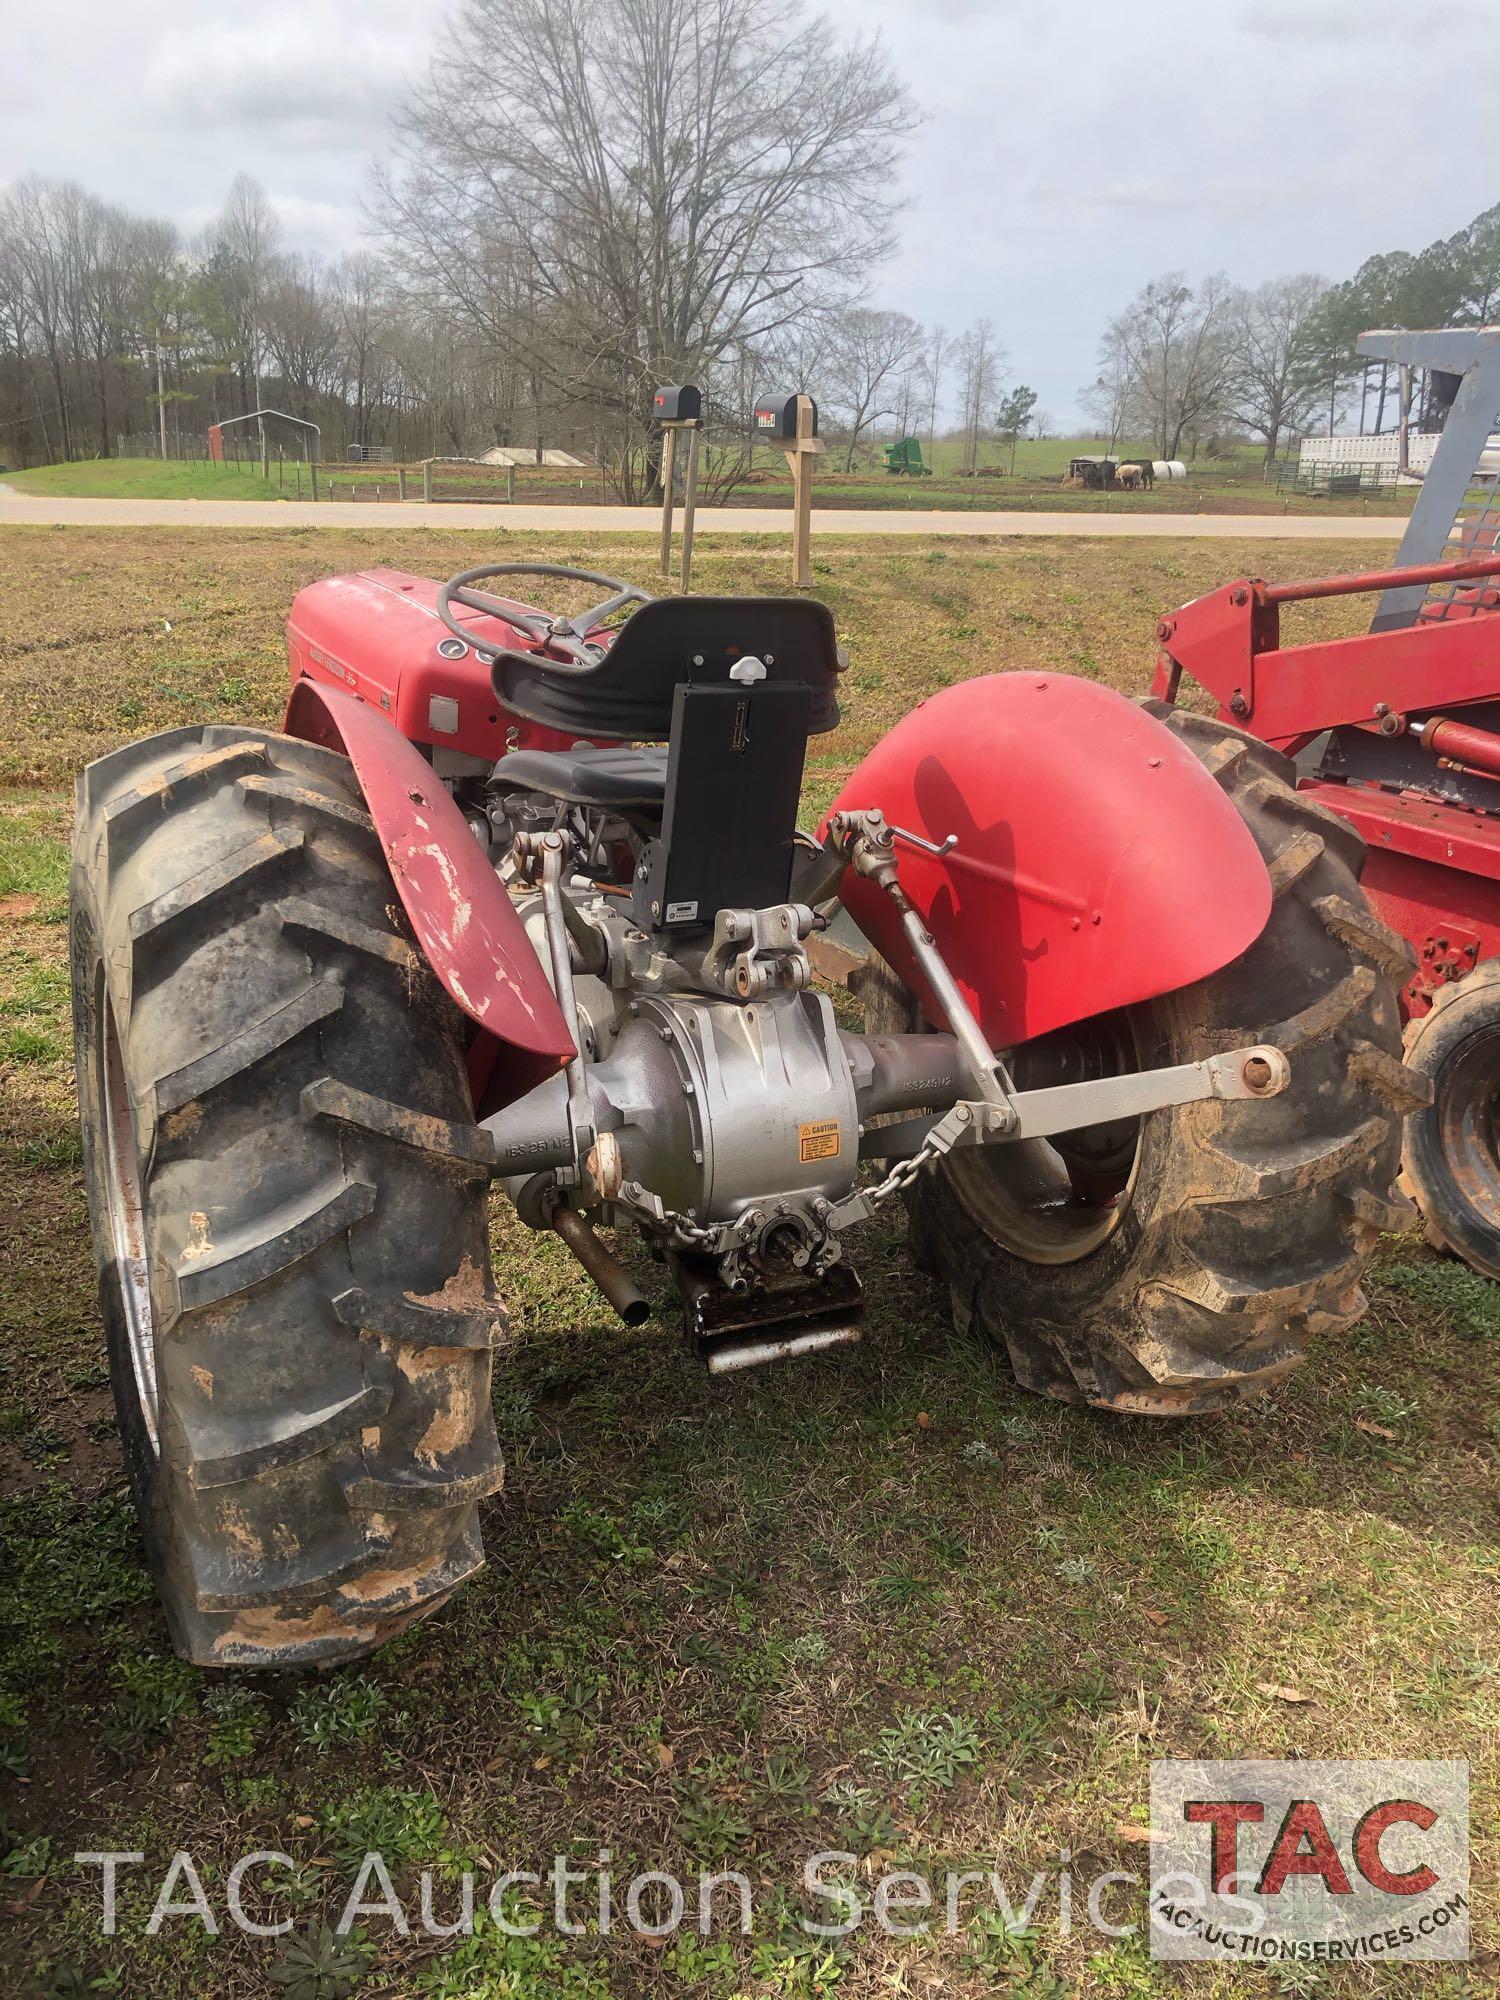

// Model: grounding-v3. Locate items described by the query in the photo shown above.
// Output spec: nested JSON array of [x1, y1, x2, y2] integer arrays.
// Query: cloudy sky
[[3, 0, 1495, 423]]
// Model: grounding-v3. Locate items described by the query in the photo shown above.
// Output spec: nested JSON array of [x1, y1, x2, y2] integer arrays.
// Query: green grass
[[0, 527, 1492, 1998], [731, 433, 1413, 516], [2, 456, 289, 501]]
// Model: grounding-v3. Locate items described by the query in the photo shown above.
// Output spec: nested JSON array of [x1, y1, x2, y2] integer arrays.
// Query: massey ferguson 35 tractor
[[71, 556, 1422, 1668]]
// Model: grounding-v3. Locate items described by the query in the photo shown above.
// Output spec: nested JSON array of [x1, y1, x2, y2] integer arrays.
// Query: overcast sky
[[3, 0, 1496, 425]]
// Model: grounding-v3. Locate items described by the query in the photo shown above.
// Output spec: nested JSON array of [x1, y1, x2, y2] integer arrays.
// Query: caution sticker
[[798, 1118, 842, 1163]]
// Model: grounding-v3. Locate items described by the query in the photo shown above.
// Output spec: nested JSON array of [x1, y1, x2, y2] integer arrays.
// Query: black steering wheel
[[435, 563, 655, 667]]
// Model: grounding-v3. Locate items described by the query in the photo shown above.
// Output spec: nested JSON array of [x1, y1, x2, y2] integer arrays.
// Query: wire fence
[[116, 430, 297, 466], [113, 438, 618, 503], [1274, 460, 1399, 498]]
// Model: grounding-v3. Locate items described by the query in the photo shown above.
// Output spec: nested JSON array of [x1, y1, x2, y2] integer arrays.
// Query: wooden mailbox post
[[755, 391, 820, 587], [653, 384, 703, 591]]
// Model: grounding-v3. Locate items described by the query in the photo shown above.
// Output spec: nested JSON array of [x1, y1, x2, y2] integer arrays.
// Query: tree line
[[1083, 203, 1500, 468], [0, 0, 922, 491], [4, 0, 1500, 484]]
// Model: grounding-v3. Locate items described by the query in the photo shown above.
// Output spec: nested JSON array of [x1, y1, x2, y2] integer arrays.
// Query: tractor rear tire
[[71, 725, 507, 1667], [1399, 962, 1500, 1280], [907, 708, 1428, 1413]]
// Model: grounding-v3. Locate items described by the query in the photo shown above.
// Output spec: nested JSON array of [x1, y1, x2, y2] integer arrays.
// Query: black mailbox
[[754, 392, 816, 441], [653, 383, 702, 423]]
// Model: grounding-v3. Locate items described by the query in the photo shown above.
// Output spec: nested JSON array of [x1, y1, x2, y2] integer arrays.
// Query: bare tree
[[1225, 272, 1329, 467], [1108, 272, 1233, 460], [823, 306, 924, 468], [1080, 331, 1135, 454], [955, 318, 1005, 473], [334, 253, 396, 450], [263, 255, 342, 416], [215, 175, 280, 431], [4, 180, 76, 457], [922, 324, 948, 458], [379, 0, 915, 495]]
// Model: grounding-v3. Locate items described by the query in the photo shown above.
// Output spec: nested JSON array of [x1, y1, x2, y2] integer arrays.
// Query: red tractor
[[1154, 325, 1500, 1280], [70, 555, 1421, 1670]]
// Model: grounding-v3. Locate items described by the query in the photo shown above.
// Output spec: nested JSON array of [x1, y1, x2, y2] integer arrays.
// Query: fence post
[[261, 432, 269, 479], [296, 463, 302, 500], [506, 464, 516, 504], [398, 467, 407, 502], [423, 461, 432, 503], [310, 462, 318, 502]]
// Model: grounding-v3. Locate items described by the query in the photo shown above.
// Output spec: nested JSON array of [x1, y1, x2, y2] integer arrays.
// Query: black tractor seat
[[490, 744, 668, 810], [491, 595, 844, 741]]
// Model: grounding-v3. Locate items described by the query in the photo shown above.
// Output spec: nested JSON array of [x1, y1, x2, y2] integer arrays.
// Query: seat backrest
[[490, 595, 844, 741]]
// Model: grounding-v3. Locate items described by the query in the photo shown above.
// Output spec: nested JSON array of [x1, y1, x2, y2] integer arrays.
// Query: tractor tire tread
[[910, 705, 1419, 1413], [71, 724, 504, 1667], [1398, 960, 1500, 1277]]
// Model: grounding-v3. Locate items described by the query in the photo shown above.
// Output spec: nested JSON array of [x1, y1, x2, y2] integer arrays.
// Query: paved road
[[0, 489, 1407, 538]]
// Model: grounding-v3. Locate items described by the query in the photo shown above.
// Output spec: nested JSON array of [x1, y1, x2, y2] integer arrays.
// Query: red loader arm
[[1153, 553, 1500, 753], [829, 674, 1272, 1048]]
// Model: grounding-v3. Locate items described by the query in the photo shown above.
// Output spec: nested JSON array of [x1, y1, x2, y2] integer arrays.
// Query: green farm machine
[[881, 435, 931, 475]]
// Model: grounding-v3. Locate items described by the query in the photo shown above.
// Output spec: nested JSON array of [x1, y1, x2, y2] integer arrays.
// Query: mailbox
[[653, 383, 702, 424], [754, 393, 817, 441]]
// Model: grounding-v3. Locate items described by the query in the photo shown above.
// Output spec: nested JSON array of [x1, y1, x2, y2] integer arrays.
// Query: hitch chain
[[819, 809, 1292, 1233], [616, 1178, 723, 1251], [511, 810, 1290, 1269]]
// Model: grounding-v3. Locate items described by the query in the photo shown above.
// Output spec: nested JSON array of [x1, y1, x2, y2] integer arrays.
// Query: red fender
[[828, 674, 1272, 1047], [284, 679, 573, 1110]]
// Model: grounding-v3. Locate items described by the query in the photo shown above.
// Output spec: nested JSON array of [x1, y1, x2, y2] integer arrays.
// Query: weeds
[[675, 1782, 754, 1860], [1352, 1382, 1421, 1427], [290, 1675, 389, 1752], [872, 1709, 981, 1789], [201, 1682, 266, 1766], [266, 1924, 375, 2000], [321, 1788, 451, 1872]]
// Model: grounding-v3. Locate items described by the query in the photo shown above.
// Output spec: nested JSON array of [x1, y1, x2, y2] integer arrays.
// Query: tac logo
[[1149, 1761, 1469, 1964]]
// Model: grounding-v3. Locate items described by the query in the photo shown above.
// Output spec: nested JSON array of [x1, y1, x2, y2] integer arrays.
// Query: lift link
[[828, 808, 1017, 1115], [516, 827, 598, 1191], [820, 808, 1291, 1232]]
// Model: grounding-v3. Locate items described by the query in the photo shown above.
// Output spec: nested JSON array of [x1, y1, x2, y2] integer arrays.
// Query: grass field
[[0, 458, 296, 502], [2, 447, 1417, 517], [0, 528, 1493, 1999]]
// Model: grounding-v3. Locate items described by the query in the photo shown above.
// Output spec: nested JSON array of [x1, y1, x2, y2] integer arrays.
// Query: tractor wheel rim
[[945, 1010, 1143, 1266], [98, 982, 159, 1452], [1436, 1028, 1500, 1231]]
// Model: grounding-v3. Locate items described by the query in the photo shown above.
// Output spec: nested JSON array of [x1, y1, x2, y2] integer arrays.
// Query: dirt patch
[[406, 1253, 488, 1311]]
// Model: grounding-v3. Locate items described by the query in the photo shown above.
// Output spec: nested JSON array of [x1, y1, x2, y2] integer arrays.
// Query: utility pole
[[156, 343, 168, 460]]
